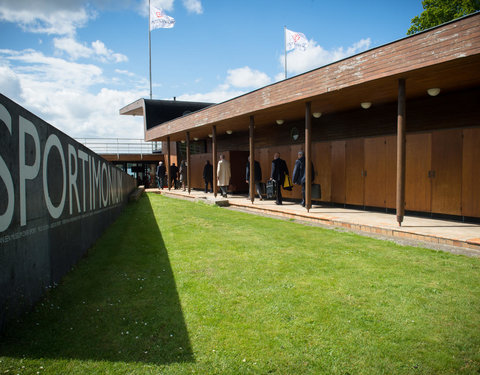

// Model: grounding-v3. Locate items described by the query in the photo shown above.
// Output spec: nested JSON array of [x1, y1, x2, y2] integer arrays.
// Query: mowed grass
[[1, 193, 480, 374]]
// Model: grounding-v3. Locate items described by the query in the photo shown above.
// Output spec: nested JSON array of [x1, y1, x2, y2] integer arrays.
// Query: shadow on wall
[[0, 195, 194, 366]]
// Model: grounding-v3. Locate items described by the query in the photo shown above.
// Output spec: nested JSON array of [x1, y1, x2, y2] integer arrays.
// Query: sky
[[0, 0, 424, 140]]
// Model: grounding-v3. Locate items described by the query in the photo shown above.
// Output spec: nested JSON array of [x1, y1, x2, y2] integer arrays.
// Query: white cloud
[[0, 65, 22, 100], [54, 37, 92, 60], [281, 38, 372, 76], [53, 37, 128, 63], [0, 48, 145, 138], [139, 0, 174, 17], [0, 1, 93, 36], [182, 0, 202, 14], [226, 66, 271, 89], [177, 88, 245, 104]]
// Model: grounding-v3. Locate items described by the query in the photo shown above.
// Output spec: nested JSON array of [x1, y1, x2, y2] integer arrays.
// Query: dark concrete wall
[[0, 94, 136, 332]]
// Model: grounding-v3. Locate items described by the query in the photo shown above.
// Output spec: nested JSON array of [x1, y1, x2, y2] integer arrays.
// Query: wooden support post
[[305, 102, 312, 212], [396, 78, 406, 226], [167, 136, 171, 190], [249, 116, 255, 203], [186, 131, 191, 194], [212, 125, 217, 197]]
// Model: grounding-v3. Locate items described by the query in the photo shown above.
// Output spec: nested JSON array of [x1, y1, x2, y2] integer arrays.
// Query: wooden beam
[[167, 136, 171, 190], [249, 116, 255, 203], [396, 78, 406, 226], [212, 125, 217, 197], [186, 131, 191, 194], [305, 102, 312, 212]]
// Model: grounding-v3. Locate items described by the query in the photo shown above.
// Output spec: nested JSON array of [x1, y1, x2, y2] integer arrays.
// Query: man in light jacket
[[217, 154, 231, 198]]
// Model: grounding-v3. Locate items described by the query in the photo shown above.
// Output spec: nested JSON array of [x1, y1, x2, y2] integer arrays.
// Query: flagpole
[[284, 25, 287, 79], [149, 0, 152, 99]]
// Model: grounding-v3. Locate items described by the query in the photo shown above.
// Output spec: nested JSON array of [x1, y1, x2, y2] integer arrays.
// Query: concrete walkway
[[146, 188, 480, 257]]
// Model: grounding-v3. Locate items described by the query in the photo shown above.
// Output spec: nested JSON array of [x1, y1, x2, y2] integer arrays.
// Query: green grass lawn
[[1, 193, 479, 374]]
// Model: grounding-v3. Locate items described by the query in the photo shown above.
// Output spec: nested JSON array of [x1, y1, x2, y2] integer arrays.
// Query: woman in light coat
[[217, 154, 231, 197]]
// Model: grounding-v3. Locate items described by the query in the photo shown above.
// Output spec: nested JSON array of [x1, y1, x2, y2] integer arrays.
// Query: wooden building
[[121, 14, 480, 224]]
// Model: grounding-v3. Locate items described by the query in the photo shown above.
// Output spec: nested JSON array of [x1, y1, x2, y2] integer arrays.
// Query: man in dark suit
[[292, 150, 314, 207], [156, 161, 166, 189], [170, 163, 179, 189], [270, 152, 288, 205], [203, 160, 213, 193]]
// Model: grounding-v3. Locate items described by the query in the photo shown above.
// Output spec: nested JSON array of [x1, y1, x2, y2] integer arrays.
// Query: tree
[[407, 0, 480, 35]]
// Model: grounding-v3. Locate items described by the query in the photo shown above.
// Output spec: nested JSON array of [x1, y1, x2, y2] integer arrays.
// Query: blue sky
[[0, 0, 424, 139]]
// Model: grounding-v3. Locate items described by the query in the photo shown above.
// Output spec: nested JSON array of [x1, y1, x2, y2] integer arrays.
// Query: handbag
[[283, 174, 293, 191]]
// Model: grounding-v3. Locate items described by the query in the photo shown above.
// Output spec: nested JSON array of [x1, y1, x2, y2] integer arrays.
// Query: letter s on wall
[[0, 104, 14, 232]]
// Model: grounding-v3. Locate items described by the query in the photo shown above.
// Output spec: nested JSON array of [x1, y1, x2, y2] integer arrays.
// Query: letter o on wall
[[43, 134, 66, 219]]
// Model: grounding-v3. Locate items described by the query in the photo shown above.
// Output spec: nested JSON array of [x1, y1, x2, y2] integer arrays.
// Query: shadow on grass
[[0, 194, 194, 366]]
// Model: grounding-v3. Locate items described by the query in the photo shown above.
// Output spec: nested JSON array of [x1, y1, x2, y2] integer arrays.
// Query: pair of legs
[[249, 181, 263, 200], [157, 176, 165, 189], [275, 180, 282, 204], [219, 185, 228, 197], [204, 180, 213, 193]]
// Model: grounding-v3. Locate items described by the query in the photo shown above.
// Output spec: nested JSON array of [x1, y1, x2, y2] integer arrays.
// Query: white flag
[[150, 6, 175, 30], [286, 28, 308, 51]]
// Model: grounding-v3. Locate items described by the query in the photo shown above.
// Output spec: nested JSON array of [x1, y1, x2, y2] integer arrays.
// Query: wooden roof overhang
[[140, 13, 480, 142]]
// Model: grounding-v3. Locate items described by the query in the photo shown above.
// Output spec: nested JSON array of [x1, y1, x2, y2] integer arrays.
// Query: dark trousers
[[157, 176, 165, 189], [275, 180, 282, 204], [219, 186, 228, 197], [248, 181, 263, 199], [301, 183, 305, 206], [205, 180, 213, 193]]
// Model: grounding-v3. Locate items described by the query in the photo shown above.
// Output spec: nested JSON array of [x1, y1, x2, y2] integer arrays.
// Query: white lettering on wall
[[68, 144, 81, 214], [0, 104, 14, 232], [19, 116, 40, 226], [78, 149, 88, 213], [42, 134, 66, 219]]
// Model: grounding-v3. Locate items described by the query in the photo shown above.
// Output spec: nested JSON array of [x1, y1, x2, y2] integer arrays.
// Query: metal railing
[[75, 138, 162, 155]]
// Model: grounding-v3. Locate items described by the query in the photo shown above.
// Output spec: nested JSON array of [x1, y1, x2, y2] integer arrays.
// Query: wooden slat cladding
[[462, 128, 480, 217], [431, 129, 463, 215], [212, 87, 480, 152]]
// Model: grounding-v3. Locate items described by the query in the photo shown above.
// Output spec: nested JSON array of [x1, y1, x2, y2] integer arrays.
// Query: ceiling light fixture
[[226, 130, 233, 134], [361, 102, 372, 109], [193, 137, 199, 141], [427, 88, 440, 97], [312, 112, 322, 118], [276, 119, 284, 125]]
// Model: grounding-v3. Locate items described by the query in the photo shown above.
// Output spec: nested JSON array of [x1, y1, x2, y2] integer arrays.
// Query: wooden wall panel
[[228, 151, 249, 192], [345, 138, 364, 205], [385, 135, 397, 208], [331, 140, 346, 204], [431, 129, 463, 215], [364, 137, 386, 208], [190, 153, 211, 190], [405, 133, 431, 212], [462, 127, 480, 217], [312, 141, 332, 202]]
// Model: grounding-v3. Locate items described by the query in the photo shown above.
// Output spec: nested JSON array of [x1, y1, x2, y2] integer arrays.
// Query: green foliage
[[407, 0, 480, 34], [1, 193, 479, 374]]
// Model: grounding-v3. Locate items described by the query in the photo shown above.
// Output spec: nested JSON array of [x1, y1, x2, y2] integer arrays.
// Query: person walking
[[217, 154, 231, 198], [292, 150, 314, 207], [203, 160, 213, 193], [169, 162, 179, 189], [179, 160, 187, 191], [246, 156, 263, 200], [156, 161, 166, 189], [270, 152, 288, 205]]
